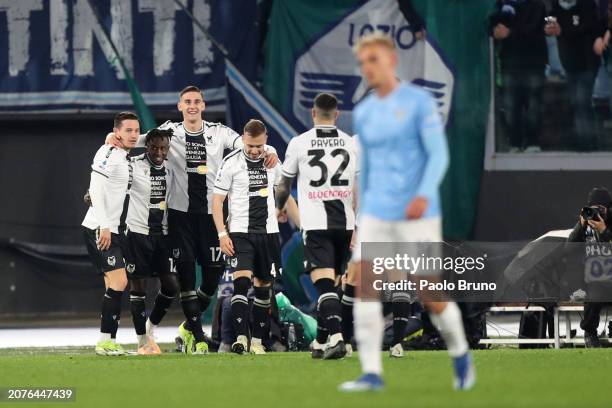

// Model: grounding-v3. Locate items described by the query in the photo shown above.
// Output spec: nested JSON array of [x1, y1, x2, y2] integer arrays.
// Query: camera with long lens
[[581, 206, 601, 221]]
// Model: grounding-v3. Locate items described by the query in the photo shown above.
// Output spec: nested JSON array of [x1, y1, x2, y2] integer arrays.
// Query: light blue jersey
[[354, 82, 449, 221]]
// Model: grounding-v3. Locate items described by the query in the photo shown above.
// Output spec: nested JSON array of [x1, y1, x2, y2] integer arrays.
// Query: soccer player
[[212, 119, 297, 355], [82, 111, 139, 356], [275, 93, 359, 360], [107, 86, 278, 354], [123, 128, 179, 355], [338, 33, 475, 391]]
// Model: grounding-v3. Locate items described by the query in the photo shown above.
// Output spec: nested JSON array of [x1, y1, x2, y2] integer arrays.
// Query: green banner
[[263, 0, 493, 239]]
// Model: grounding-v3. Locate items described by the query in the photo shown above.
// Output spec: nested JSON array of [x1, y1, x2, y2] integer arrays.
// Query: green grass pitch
[[0, 347, 609, 408]]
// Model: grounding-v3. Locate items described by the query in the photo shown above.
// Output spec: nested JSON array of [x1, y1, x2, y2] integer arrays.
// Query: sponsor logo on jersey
[[197, 165, 208, 175], [159, 201, 167, 210], [307, 190, 352, 200], [258, 188, 269, 197], [107, 256, 116, 267]]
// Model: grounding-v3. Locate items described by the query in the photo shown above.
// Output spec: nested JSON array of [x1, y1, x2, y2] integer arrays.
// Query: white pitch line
[[0, 326, 212, 349]]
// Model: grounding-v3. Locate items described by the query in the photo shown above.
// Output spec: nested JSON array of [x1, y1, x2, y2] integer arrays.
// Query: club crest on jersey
[[107, 256, 116, 267], [230, 258, 238, 268], [172, 248, 181, 259], [206, 134, 214, 144], [126, 264, 136, 274]]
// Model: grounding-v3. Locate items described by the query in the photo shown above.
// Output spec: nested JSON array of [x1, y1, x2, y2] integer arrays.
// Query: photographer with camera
[[490, 0, 547, 152], [567, 187, 612, 348]]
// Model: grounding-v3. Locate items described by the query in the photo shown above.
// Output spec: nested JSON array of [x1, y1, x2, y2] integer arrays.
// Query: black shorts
[[303, 229, 353, 275], [123, 231, 172, 279], [167, 209, 222, 268], [229, 232, 281, 282], [82, 227, 126, 275]]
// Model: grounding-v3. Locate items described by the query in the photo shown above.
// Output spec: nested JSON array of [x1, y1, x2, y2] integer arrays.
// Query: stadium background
[[0, 0, 610, 320]]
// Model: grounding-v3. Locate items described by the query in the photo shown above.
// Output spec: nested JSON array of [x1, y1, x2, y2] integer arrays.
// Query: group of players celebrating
[[81, 32, 476, 392]]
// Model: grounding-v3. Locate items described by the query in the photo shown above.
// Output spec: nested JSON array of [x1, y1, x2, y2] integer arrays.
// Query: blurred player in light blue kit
[[339, 33, 476, 392]]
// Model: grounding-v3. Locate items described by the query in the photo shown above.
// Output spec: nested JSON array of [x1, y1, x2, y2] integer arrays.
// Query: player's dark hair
[[314, 93, 338, 111], [145, 128, 173, 146], [314, 93, 338, 119], [243, 119, 267, 137], [114, 111, 139, 129], [179, 85, 203, 99]]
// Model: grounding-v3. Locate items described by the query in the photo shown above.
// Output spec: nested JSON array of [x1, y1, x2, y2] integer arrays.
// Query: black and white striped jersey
[[126, 154, 172, 236], [141, 121, 242, 215], [214, 149, 283, 234], [82, 145, 133, 234], [281, 125, 359, 231]]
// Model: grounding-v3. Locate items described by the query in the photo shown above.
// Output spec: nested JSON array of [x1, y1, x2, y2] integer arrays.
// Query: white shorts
[[351, 215, 442, 262]]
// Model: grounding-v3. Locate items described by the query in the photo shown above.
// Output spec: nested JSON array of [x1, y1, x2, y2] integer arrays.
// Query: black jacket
[[551, 0, 601, 74], [490, 0, 548, 72], [399, 0, 425, 33], [567, 221, 612, 243]]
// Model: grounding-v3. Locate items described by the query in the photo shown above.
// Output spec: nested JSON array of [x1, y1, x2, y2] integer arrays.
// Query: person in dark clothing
[[546, 0, 601, 150], [593, 0, 612, 123], [567, 187, 612, 348], [398, 0, 426, 40], [490, 0, 548, 152]]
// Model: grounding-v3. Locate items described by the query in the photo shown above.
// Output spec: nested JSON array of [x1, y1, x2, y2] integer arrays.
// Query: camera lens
[[581, 206, 599, 220]]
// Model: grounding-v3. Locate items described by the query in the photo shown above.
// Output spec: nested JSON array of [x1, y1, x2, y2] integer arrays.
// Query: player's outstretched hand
[[405, 196, 428, 220], [105, 132, 121, 147], [97, 228, 111, 251], [263, 151, 279, 169], [220, 235, 235, 257]]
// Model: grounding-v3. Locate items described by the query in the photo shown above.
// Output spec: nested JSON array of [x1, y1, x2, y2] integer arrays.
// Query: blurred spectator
[[593, 0, 612, 127], [546, 36, 568, 79], [543, 0, 568, 79], [490, 0, 548, 153], [546, 0, 601, 150]]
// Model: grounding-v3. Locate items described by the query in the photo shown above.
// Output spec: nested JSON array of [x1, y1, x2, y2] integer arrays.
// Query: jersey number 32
[[307, 149, 350, 187]]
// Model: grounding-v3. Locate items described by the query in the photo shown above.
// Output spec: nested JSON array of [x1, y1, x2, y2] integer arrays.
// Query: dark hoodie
[[551, 0, 600, 74], [490, 0, 548, 72]]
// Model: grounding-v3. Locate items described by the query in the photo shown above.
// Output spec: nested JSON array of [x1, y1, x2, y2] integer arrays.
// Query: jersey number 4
[[307, 149, 350, 187]]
